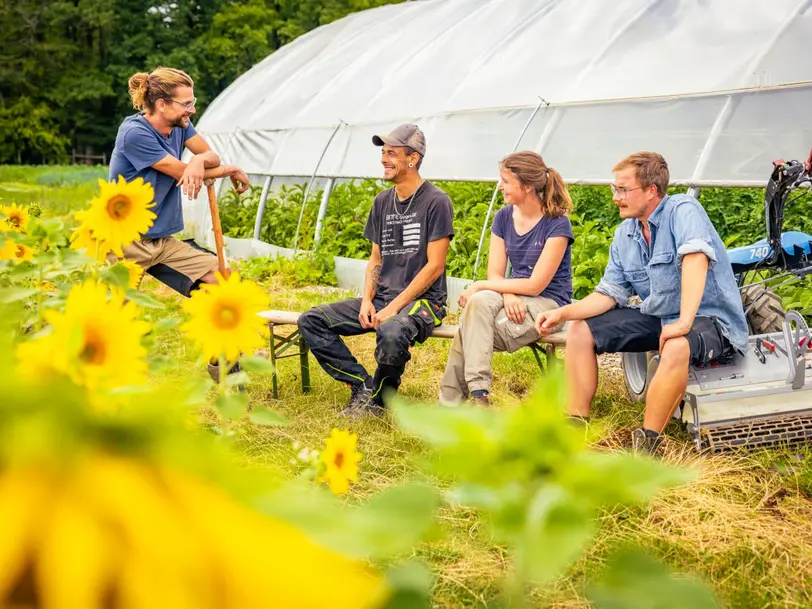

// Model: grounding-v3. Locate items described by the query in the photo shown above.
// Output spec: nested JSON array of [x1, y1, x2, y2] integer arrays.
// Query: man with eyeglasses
[[109, 67, 251, 381], [535, 152, 748, 453], [109, 66, 249, 294]]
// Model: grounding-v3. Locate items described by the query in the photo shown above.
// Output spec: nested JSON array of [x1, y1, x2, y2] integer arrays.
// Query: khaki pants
[[108, 236, 220, 297], [439, 290, 560, 404]]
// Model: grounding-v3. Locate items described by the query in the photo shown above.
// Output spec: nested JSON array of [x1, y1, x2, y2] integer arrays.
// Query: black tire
[[741, 285, 785, 334], [622, 351, 658, 403]]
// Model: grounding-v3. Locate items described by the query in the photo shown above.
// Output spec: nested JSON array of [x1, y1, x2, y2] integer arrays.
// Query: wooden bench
[[257, 309, 568, 399]]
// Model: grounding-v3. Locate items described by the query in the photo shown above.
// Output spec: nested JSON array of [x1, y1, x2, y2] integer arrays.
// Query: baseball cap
[[372, 124, 426, 157]]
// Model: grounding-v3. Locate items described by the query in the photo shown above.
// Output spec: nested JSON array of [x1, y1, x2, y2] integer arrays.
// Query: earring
[[409, 163, 414, 168]]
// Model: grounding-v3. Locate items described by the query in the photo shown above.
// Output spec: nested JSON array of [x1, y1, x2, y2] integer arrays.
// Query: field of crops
[[217, 177, 812, 316]]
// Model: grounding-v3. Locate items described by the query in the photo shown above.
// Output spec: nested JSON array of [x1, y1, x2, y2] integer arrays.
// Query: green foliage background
[[0, 0, 405, 164], [219, 179, 812, 314]]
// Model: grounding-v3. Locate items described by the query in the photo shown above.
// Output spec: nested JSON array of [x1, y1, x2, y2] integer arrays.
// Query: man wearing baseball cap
[[298, 124, 455, 417]]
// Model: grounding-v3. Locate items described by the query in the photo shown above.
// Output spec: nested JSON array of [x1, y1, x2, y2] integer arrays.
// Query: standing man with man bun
[[109, 66, 251, 380]]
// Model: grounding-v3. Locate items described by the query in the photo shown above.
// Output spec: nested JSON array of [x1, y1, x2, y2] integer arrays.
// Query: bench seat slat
[[258, 310, 567, 345]]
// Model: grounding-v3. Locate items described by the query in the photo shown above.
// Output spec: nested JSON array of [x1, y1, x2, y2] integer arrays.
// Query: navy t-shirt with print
[[363, 181, 454, 307], [108, 114, 197, 239], [491, 205, 574, 306]]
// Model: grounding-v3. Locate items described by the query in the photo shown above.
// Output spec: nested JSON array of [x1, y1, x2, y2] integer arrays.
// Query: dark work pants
[[297, 296, 444, 401]]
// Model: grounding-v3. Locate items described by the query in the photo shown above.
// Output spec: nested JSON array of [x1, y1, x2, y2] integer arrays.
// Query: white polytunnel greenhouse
[[184, 0, 812, 307]]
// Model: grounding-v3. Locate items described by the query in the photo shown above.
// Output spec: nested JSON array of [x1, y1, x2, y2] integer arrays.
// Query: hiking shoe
[[207, 361, 245, 391], [470, 390, 490, 406], [341, 382, 374, 417], [351, 399, 387, 419], [631, 428, 663, 454]]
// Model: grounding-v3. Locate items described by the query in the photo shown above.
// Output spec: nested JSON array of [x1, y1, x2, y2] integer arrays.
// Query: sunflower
[[1, 203, 29, 233], [9, 243, 35, 262], [318, 429, 362, 495], [118, 258, 145, 289], [181, 272, 268, 363], [0, 236, 17, 260], [70, 219, 113, 262], [16, 281, 151, 391], [0, 456, 388, 609], [82, 177, 156, 256]]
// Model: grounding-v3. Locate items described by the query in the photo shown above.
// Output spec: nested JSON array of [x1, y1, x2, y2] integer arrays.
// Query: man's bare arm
[[185, 134, 220, 168], [363, 244, 383, 303]]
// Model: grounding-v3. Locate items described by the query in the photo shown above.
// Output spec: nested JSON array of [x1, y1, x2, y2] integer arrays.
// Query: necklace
[[392, 181, 424, 217]]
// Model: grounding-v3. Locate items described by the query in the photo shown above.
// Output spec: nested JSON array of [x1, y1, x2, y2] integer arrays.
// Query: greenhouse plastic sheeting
[[193, 0, 812, 185]]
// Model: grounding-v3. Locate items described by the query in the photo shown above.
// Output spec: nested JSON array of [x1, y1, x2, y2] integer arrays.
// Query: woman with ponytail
[[439, 151, 574, 406]]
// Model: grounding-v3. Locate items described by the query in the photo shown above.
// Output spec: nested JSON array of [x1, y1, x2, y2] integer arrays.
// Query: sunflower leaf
[[215, 393, 248, 420], [102, 264, 130, 289], [382, 562, 433, 609], [0, 287, 37, 304], [587, 549, 719, 609], [239, 355, 275, 374], [125, 289, 164, 309], [225, 371, 250, 387], [248, 407, 289, 427], [152, 317, 182, 333]]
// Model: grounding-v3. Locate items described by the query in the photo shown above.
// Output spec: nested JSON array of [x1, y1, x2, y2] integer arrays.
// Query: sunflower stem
[[218, 354, 227, 395], [93, 241, 101, 277], [35, 262, 44, 331]]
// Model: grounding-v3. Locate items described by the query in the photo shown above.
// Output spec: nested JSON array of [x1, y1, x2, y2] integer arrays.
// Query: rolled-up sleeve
[[594, 240, 632, 307], [672, 203, 719, 268]]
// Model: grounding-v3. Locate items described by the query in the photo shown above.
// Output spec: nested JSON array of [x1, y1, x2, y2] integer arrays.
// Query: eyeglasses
[[610, 184, 645, 200], [165, 97, 197, 111]]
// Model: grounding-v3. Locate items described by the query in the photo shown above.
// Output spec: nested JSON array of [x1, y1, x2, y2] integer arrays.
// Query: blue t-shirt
[[108, 114, 197, 239], [491, 206, 574, 306]]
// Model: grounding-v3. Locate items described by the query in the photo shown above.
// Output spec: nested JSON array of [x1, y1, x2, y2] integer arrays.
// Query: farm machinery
[[622, 150, 812, 452]]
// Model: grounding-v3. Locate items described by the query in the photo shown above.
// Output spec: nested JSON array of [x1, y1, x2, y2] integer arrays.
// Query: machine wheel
[[741, 285, 785, 333], [622, 351, 658, 403]]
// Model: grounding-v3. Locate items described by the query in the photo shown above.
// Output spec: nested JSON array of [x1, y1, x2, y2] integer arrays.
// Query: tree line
[[0, 0, 403, 164]]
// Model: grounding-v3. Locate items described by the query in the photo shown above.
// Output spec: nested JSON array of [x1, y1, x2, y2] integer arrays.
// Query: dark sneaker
[[341, 382, 374, 417], [354, 399, 386, 419], [631, 427, 663, 454], [470, 390, 490, 406]]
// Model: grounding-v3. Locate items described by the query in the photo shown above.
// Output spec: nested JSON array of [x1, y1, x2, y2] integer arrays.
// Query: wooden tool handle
[[205, 179, 230, 279]]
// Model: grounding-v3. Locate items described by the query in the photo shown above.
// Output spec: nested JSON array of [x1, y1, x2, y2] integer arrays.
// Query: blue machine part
[[728, 231, 812, 272]]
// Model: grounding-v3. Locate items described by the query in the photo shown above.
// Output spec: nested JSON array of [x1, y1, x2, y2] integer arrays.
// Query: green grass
[[0, 164, 106, 218], [141, 273, 812, 609]]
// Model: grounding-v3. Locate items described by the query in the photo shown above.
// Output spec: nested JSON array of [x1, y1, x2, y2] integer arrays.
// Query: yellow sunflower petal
[[181, 272, 268, 362], [16, 281, 150, 392], [36, 485, 114, 609], [70, 222, 113, 262], [164, 470, 389, 609], [1, 203, 30, 233], [81, 457, 215, 609], [83, 177, 156, 256], [319, 429, 362, 495], [0, 470, 52, 600]]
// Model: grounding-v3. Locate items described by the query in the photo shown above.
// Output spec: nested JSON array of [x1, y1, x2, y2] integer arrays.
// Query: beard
[[170, 115, 190, 129]]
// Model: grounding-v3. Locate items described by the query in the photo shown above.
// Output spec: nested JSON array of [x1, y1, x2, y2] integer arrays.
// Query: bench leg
[[270, 323, 279, 399], [299, 336, 311, 394], [529, 343, 546, 374]]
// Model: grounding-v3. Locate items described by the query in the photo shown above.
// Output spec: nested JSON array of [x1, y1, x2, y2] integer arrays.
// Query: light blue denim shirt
[[595, 193, 749, 353]]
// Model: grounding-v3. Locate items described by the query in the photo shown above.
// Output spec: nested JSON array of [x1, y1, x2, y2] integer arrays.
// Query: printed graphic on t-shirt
[[382, 210, 422, 256]]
